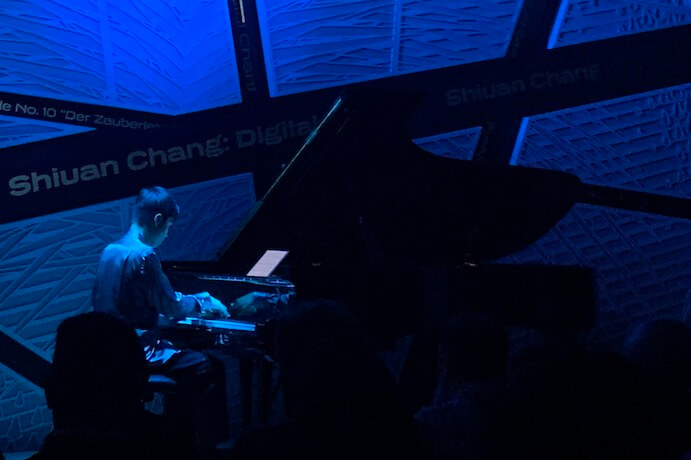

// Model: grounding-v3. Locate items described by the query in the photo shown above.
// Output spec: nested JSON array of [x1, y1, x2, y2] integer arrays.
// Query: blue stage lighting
[[548, 0, 691, 49], [512, 83, 691, 198], [413, 127, 483, 161], [256, 0, 525, 96], [0, 0, 242, 115], [0, 115, 94, 149]]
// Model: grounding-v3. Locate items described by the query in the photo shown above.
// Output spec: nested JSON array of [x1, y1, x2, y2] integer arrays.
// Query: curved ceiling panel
[[257, 0, 525, 96], [0, 0, 241, 115], [0, 115, 94, 149], [549, 0, 691, 49]]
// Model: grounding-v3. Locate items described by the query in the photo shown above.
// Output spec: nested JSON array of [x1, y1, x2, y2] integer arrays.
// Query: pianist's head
[[132, 186, 180, 247]]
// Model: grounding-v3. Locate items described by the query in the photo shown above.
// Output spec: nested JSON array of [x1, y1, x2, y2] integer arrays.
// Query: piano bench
[[145, 374, 178, 412], [147, 373, 178, 392]]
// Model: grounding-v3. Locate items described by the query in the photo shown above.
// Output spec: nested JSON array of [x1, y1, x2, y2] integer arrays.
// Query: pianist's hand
[[199, 295, 230, 319], [230, 291, 275, 318]]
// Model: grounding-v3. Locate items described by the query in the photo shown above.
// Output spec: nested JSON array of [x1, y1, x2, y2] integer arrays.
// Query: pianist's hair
[[133, 186, 180, 226]]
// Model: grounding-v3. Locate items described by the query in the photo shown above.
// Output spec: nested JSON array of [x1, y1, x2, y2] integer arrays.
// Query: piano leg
[[239, 358, 254, 424], [258, 359, 274, 424], [238, 356, 278, 425]]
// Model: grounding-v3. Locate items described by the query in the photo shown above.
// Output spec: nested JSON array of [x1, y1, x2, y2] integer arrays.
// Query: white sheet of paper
[[246, 249, 289, 277]]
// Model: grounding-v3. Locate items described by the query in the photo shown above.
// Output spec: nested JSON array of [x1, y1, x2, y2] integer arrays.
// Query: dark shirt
[[28, 411, 198, 460], [415, 382, 506, 460], [92, 230, 199, 329]]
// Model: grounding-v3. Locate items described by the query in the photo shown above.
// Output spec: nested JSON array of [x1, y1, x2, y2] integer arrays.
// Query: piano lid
[[216, 89, 691, 273]]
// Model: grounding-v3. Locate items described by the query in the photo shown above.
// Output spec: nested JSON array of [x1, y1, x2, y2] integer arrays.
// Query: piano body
[[164, 88, 690, 345]]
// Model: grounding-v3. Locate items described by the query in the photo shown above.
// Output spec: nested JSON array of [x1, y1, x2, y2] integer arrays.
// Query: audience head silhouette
[[438, 309, 508, 384], [622, 318, 691, 389], [34, 313, 198, 459], [245, 300, 425, 460], [47, 312, 148, 425]]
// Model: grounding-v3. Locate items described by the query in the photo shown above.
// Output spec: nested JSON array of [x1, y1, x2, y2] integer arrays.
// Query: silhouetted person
[[494, 319, 690, 460], [622, 318, 691, 390], [232, 300, 427, 459], [31, 312, 196, 459], [415, 310, 509, 459], [620, 319, 691, 457]]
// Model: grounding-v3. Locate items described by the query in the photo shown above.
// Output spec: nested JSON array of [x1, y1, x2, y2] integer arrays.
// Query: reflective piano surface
[[166, 269, 294, 307], [161, 270, 294, 355]]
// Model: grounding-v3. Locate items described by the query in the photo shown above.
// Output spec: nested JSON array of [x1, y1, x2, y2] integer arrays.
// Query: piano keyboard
[[194, 274, 294, 289], [177, 317, 257, 332]]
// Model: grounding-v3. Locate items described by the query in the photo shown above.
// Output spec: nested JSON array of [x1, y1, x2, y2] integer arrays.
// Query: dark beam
[[0, 329, 51, 389], [227, 0, 271, 102]]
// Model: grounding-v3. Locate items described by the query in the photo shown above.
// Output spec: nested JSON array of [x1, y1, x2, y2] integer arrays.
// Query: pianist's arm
[[142, 251, 201, 322]]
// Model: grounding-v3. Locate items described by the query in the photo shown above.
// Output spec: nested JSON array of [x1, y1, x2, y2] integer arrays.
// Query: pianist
[[92, 186, 229, 448], [92, 186, 229, 341]]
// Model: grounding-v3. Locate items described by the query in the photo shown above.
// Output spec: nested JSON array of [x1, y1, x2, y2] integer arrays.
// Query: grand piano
[[161, 89, 690, 423], [164, 88, 690, 345]]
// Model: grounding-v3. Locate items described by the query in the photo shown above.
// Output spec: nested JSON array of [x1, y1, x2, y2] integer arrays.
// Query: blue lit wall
[[0, 0, 242, 115], [0, 116, 94, 149], [503, 205, 691, 344], [256, 0, 524, 96], [549, 0, 691, 48], [0, 360, 51, 452], [413, 127, 482, 161], [156, 175, 257, 261], [511, 83, 691, 198], [0, 174, 255, 452], [503, 83, 691, 344]]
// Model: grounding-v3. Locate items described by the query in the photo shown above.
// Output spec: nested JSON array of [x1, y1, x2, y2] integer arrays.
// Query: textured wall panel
[[0, 174, 255, 452], [503, 83, 691, 345], [0, 0, 241, 115], [512, 83, 691, 198], [502, 205, 691, 345], [0, 363, 52, 453], [412, 126, 482, 160], [0, 115, 94, 149], [156, 174, 256, 261], [256, 0, 524, 96], [549, 0, 691, 48], [397, 1, 523, 73]]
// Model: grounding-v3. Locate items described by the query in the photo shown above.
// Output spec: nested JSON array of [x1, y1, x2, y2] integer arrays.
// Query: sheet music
[[246, 249, 289, 277]]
